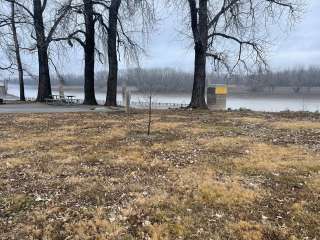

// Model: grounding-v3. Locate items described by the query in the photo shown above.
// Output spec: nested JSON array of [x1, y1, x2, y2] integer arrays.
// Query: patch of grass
[[307, 175, 320, 192], [196, 181, 258, 208], [151, 139, 192, 153], [116, 145, 146, 164], [146, 222, 189, 240], [2, 157, 26, 169], [235, 117, 266, 125], [229, 221, 264, 240], [2, 194, 35, 214], [65, 211, 124, 240], [290, 201, 320, 237], [199, 136, 251, 156], [1, 110, 320, 239], [235, 143, 320, 173], [270, 120, 320, 130], [228, 221, 290, 240], [152, 121, 183, 131]]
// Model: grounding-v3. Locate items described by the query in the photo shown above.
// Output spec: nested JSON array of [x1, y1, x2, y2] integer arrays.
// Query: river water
[[7, 84, 320, 112]]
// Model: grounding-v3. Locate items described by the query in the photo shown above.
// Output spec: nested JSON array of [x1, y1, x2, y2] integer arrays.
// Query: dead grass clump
[[23, 209, 65, 239], [23, 208, 124, 240], [290, 202, 320, 235], [271, 121, 320, 130], [15, 116, 45, 124], [197, 182, 258, 208], [307, 176, 320, 192], [229, 221, 264, 240], [129, 192, 194, 239], [199, 136, 251, 156], [146, 223, 188, 240], [151, 140, 192, 153], [228, 221, 291, 240], [152, 122, 183, 131], [236, 117, 266, 125], [168, 166, 216, 193], [108, 127, 127, 139], [2, 157, 26, 169], [73, 179, 110, 206], [115, 145, 146, 164], [65, 212, 124, 240], [186, 126, 210, 135], [235, 143, 320, 173], [2, 194, 34, 214], [0, 139, 35, 152]]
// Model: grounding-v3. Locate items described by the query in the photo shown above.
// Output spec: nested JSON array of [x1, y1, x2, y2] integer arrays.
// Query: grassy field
[[0, 110, 319, 239]]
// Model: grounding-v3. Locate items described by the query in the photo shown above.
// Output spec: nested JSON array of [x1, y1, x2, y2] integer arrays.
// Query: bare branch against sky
[[0, 0, 319, 78]]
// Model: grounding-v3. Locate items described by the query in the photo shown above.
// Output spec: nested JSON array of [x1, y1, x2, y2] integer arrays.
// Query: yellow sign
[[215, 86, 228, 95]]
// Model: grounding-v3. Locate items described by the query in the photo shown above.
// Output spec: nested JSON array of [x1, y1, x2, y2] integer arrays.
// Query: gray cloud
[[270, 0, 320, 69], [2, 0, 319, 78], [139, 0, 320, 71]]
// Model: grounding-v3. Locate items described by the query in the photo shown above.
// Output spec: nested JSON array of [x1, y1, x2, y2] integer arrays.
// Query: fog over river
[[7, 84, 320, 112]]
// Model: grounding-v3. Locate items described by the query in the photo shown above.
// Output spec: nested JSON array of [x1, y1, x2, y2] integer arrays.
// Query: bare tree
[[105, 0, 121, 106], [176, 0, 300, 108], [83, 0, 97, 105], [61, 0, 154, 106], [0, 2, 24, 100], [52, 0, 118, 105], [104, 0, 155, 106], [2, 0, 72, 102], [51, 0, 101, 105], [10, 2, 25, 101]]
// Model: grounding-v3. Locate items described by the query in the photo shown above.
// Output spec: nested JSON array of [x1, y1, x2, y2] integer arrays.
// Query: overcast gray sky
[[136, 0, 320, 71], [2, 0, 319, 77], [269, 0, 320, 69]]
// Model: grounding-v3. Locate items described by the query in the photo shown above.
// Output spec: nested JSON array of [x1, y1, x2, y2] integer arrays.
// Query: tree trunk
[[105, 0, 121, 106], [188, 0, 208, 109], [33, 0, 52, 102], [10, 2, 25, 101], [190, 43, 207, 108], [37, 47, 51, 101], [83, 0, 97, 105]]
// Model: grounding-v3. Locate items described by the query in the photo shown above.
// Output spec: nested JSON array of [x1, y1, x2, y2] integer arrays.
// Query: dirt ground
[[0, 110, 319, 240]]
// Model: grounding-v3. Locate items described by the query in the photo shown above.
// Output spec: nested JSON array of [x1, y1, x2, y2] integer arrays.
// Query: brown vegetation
[[0, 110, 319, 239]]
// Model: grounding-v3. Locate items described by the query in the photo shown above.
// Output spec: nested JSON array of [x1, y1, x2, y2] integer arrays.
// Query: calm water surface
[[7, 84, 320, 112]]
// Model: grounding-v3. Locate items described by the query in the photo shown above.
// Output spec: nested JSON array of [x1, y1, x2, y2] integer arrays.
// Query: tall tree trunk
[[34, 0, 52, 102], [188, 0, 208, 109], [10, 2, 25, 101], [190, 43, 207, 108], [83, 0, 97, 105], [105, 0, 121, 107]]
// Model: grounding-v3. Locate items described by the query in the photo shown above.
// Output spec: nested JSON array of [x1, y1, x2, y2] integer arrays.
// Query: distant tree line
[[8, 66, 320, 94], [232, 67, 320, 93]]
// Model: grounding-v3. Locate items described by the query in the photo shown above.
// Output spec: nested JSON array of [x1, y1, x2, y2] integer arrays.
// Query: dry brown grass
[[151, 121, 183, 131], [233, 143, 320, 173], [270, 120, 320, 129], [1, 110, 320, 239], [199, 136, 252, 155], [197, 181, 258, 208], [235, 117, 266, 125]]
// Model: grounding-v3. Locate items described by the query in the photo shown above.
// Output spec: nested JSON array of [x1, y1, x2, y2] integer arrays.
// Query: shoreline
[[8, 83, 320, 97]]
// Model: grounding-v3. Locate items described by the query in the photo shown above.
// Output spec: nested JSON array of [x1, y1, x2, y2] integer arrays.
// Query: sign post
[[207, 85, 228, 110]]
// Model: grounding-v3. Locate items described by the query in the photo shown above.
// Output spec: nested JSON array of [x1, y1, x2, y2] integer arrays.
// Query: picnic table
[[45, 95, 80, 105], [66, 95, 75, 104]]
